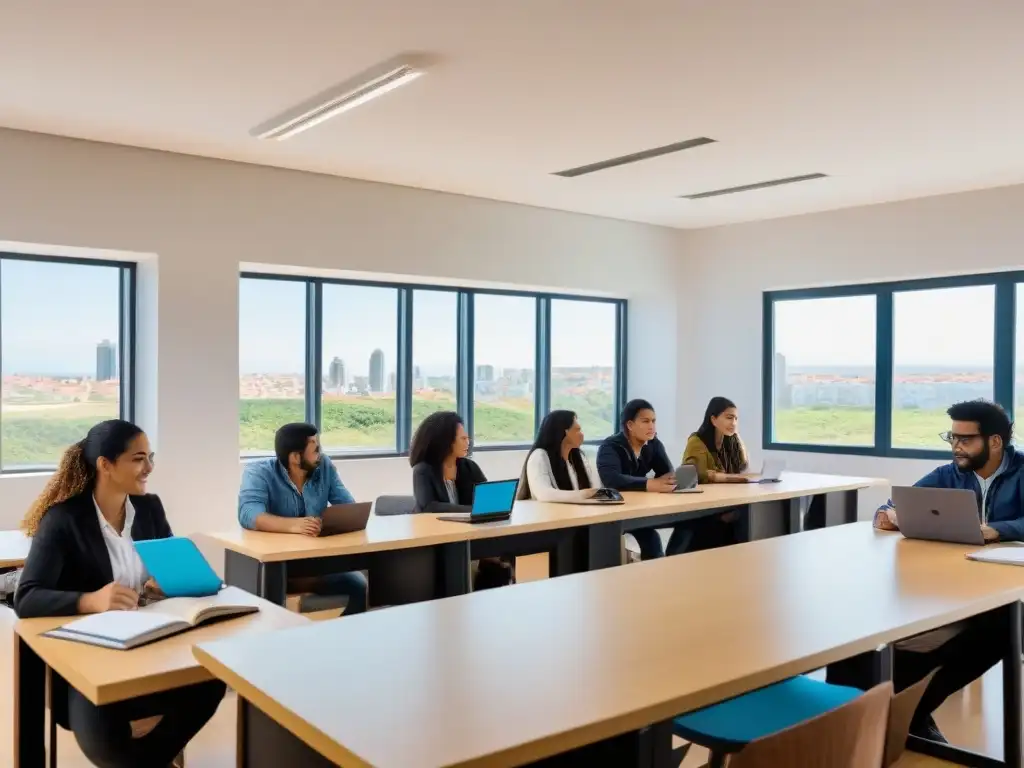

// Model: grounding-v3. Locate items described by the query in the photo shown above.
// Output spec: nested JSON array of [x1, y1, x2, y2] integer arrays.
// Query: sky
[[239, 278, 618, 376], [1, 259, 121, 376], [775, 285, 1003, 369]]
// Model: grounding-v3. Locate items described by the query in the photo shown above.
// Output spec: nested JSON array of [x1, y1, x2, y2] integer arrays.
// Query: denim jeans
[[312, 570, 368, 614]]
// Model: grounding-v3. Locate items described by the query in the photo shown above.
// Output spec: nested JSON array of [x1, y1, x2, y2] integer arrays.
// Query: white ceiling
[[2, 0, 1023, 229]]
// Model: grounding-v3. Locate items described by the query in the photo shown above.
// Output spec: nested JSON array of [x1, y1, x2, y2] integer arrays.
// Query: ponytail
[[21, 441, 94, 536]]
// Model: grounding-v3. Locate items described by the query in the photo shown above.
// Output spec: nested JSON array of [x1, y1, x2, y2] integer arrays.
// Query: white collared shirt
[[93, 495, 148, 592]]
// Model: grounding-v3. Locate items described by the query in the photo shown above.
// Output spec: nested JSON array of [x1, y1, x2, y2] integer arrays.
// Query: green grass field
[[0, 402, 119, 467], [773, 406, 951, 450]]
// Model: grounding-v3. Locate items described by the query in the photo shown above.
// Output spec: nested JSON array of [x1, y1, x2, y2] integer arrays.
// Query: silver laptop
[[673, 464, 704, 494], [891, 486, 984, 545], [745, 458, 785, 484]]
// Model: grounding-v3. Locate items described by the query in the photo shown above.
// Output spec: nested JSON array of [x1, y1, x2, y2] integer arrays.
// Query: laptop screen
[[472, 480, 518, 516]]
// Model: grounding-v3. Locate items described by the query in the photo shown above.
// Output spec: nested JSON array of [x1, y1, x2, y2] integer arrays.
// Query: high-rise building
[[387, 372, 396, 393], [476, 364, 495, 382], [773, 352, 791, 409], [328, 357, 346, 390], [369, 349, 385, 393], [96, 339, 117, 382]]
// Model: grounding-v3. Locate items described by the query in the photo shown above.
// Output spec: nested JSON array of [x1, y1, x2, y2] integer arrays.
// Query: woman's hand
[[142, 578, 164, 601], [581, 488, 599, 499], [79, 582, 140, 613]]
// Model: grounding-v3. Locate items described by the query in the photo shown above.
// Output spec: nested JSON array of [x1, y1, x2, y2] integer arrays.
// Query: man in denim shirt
[[238, 422, 367, 614]]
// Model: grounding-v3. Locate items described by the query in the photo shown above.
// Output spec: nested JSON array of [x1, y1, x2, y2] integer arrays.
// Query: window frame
[[240, 272, 627, 459], [763, 270, 1017, 459], [0, 251, 136, 474]]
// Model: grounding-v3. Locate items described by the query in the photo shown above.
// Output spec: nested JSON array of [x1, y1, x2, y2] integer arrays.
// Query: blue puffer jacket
[[893, 446, 1024, 542]]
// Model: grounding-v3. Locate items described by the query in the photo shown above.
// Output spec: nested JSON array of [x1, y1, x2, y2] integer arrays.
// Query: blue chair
[[673, 676, 862, 767]]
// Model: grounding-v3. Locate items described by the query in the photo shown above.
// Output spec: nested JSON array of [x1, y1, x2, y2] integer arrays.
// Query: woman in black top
[[16, 420, 225, 768], [409, 411, 512, 588]]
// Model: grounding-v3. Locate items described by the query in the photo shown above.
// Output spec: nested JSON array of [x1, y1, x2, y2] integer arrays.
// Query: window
[[320, 284, 398, 453], [765, 272, 1017, 457], [238, 274, 626, 457], [238, 278, 307, 455], [411, 289, 458, 434], [1, 256, 133, 470], [473, 294, 537, 445], [771, 295, 877, 447], [892, 286, 994, 450], [550, 299, 618, 439]]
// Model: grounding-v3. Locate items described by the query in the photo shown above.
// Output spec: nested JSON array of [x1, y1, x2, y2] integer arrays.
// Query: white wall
[[678, 183, 1024, 517], [0, 127, 684, 534]]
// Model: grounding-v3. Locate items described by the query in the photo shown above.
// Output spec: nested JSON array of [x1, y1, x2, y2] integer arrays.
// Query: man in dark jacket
[[596, 399, 692, 559], [864, 400, 1023, 743]]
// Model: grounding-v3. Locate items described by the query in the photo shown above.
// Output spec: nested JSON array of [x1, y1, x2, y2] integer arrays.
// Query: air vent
[[680, 173, 828, 199], [553, 137, 715, 178]]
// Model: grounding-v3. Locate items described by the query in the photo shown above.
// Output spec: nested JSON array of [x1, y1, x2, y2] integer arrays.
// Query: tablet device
[[134, 537, 224, 598], [438, 479, 519, 523]]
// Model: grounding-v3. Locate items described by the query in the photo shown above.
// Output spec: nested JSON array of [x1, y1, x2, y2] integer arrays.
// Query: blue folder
[[134, 537, 224, 598]]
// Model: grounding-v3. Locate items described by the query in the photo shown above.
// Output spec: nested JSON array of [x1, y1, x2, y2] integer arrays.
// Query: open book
[[966, 545, 1024, 567], [43, 590, 259, 650]]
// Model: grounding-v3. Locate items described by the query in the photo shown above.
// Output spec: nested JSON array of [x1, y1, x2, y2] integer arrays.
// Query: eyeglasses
[[939, 431, 983, 446]]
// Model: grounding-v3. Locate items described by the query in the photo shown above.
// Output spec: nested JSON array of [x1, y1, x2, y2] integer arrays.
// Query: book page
[[141, 590, 253, 625], [57, 610, 185, 642]]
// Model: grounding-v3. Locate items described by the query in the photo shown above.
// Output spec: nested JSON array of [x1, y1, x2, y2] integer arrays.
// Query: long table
[[194, 523, 1024, 768], [206, 472, 875, 605], [14, 587, 307, 768]]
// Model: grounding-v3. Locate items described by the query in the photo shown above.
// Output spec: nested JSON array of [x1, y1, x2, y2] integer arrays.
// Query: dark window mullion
[[535, 297, 551, 432], [995, 279, 1016, 416], [120, 265, 137, 424], [875, 289, 894, 454], [306, 280, 322, 428], [396, 289, 414, 452], [615, 300, 628, 421], [457, 291, 474, 440]]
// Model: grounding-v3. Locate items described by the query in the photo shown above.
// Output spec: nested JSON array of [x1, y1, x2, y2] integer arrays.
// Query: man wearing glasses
[[864, 399, 1023, 743], [875, 399, 1022, 542]]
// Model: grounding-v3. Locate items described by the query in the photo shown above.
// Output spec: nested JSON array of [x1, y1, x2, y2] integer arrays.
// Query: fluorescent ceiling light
[[251, 58, 425, 141]]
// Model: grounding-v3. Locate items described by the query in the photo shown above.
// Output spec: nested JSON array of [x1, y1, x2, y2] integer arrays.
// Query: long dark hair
[[409, 411, 464, 469], [22, 419, 145, 536], [519, 410, 592, 499], [695, 397, 746, 474]]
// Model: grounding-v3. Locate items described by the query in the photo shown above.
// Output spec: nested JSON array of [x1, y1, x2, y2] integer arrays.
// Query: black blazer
[[411, 458, 487, 513], [15, 491, 172, 618]]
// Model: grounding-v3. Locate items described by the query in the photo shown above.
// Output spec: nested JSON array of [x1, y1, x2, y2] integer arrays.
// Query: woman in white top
[[519, 410, 600, 502]]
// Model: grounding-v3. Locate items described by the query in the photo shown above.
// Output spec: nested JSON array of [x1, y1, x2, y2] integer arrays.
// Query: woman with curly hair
[[16, 419, 225, 768]]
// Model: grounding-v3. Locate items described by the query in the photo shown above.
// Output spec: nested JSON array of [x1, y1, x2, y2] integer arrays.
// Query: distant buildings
[[387, 372, 396, 393], [96, 340, 117, 382], [476, 364, 495, 383], [328, 357, 346, 390], [369, 349, 384, 393]]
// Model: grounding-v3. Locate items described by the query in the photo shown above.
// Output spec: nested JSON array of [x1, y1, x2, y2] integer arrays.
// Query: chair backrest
[[374, 495, 416, 516], [729, 681, 892, 768], [884, 669, 938, 767]]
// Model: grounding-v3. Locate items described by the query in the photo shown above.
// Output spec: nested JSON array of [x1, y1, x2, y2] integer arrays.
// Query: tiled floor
[[0, 554, 990, 766]]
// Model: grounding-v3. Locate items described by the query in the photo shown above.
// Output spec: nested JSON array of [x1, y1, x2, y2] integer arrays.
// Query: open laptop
[[319, 502, 373, 536], [744, 458, 785, 484], [891, 486, 984, 545], [438, 479, 518, 524], [673, 464, 704, 494]]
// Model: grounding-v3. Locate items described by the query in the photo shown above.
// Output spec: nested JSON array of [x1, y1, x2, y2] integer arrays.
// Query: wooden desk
[[194, 523, 1021, 768], [206, 472, 876, 605], [14, 587, 307, 768], [0, 529, 30, 568]]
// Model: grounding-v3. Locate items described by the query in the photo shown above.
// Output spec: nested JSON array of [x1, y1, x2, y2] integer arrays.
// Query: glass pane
[[321, 284, 398, 453], [411, 290, 458, 434], [1, 259, 122, 469], [892, 285, 994, 449], [550, 299, 617, 440], [473, 294, 536, 445], [772, 295, 876, 446], [238, 278, 307, 455]]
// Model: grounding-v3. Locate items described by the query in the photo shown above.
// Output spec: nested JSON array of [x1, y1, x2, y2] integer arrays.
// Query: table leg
[[523, 721, 672, 767], [1003, 601, 1022, 768], [548, 531, 588, 578], [236, 698, 336, 767], [224, 551, 287, 606], [436, 541, 471, 597], [15, 634, 46, 768], [584, 522, 624, 571]]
